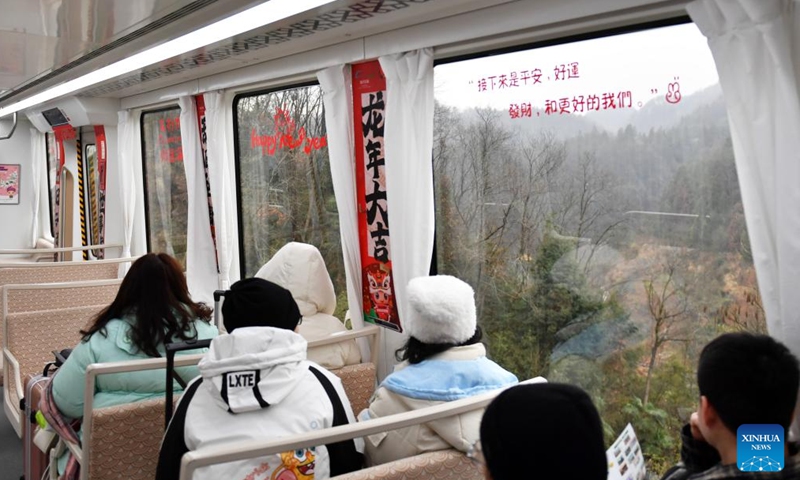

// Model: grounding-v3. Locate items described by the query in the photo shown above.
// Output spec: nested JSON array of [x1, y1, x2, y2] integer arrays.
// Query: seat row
[[179, 376, 547, 480], [48, 335, 538, 480], [46, 326, 379, 480], [0, 255, 135, 435], [0, 250, 512, 480]]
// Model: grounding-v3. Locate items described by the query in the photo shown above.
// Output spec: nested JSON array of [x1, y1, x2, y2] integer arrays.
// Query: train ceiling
[[0, 0, 687, 110], [0, 0, 500, 105]]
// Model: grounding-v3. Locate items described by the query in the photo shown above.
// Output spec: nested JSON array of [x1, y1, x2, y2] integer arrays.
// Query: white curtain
[[151, 122, 176, 257], [179, 96, 219, 306], [318, 65, 371, 362], [29, 127, 50, 246], [117, 111, 139, 271], [203, 91, 239, 290], [377, 48, 436, 379], [688, 0, 800, 356]]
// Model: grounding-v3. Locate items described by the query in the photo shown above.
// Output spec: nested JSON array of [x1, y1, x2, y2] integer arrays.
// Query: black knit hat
[[480, 383, 607, 480], [222, 278, 302, 332]]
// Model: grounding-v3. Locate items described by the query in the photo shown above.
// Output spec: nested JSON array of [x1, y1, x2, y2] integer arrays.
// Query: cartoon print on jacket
[[271, 448, 316, 480]]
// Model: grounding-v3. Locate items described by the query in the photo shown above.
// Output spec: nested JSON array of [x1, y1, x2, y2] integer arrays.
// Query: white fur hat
[[404, 275, 477, 344]]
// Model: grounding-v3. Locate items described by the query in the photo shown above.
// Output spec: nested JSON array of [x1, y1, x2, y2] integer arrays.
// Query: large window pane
[[85, 143, 101, 250], [45, 132, 57, 237], [141, 107, 188, 266], [234, 86, 345, 314], [434, 23, 762, 473]]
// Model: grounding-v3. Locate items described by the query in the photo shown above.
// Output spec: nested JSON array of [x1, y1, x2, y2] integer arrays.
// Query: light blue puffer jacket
[[52, 316, 219, 419]]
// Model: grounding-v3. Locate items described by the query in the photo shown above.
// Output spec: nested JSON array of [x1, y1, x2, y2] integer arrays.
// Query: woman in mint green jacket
[[52, 253, 219, 420]]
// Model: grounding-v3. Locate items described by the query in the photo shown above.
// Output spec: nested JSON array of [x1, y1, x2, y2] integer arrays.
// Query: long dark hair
[[395, 326, 483, 364], [81, 253, 212, 357]]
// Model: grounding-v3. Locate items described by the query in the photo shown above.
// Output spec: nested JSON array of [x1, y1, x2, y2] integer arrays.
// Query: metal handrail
[[0, 243, 123, 255], [178, 376, 547, 479], [0, 256, 137, 269], [0, 112, 17, 140]]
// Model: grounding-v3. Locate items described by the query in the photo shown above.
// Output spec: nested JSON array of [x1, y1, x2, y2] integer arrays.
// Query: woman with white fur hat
[[358, 275, 518, 466]]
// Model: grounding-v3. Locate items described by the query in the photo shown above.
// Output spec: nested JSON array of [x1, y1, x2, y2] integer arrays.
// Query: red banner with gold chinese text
[[93, 125, 107, 258], [353, 61, 402, 332]]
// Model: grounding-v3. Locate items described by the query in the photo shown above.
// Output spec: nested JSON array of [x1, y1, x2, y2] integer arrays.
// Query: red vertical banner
[[353, 61, 402, 332], [93, 125, 107, 258], [52, 125, 76, 250], [194, 94, 219, 271]]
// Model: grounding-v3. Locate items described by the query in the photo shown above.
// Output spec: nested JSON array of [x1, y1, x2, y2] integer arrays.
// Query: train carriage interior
[[0, 0, 797, 478]]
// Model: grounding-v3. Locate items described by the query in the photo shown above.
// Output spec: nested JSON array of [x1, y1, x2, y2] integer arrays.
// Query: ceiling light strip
[[0, 0, 335, 118]]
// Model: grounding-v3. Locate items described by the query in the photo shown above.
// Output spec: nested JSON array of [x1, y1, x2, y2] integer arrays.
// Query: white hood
[[255, 242, 337, 317], [198, 327, 307, 413]]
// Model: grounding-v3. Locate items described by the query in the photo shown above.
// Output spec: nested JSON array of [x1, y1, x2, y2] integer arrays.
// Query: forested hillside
[[433, 84, 763, 474], [229, 81, 762, 474]]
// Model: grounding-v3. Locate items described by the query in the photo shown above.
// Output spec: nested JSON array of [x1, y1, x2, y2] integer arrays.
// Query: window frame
[[139, 105, 183, 257], [434, 16, 691, 67], [427, 21, 760, 474], [231, 80, 321, 279]]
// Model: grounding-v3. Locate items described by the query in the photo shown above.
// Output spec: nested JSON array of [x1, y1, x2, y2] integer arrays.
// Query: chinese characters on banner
[[539, 90, 634, 116], [475, 58, 685, 120], [353, 60, 402, 332], [470, 62, 581, 92]]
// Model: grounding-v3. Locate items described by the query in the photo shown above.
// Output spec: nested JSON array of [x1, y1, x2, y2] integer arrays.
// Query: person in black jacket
[[661, 333, 800, 480]]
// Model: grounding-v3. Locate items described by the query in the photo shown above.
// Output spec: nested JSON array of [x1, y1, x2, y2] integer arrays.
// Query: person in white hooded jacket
[[256, 242, 361, 370], [359, 275, 518, 466], [156, 278, 364, 480]]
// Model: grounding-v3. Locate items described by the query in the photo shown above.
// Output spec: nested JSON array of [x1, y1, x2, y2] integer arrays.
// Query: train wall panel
[[0, 119, 34, 251], [100, 125, 127, 259], [120, 0, 687, 111]]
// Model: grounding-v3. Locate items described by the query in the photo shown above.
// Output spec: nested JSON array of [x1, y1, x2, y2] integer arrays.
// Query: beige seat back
[[308, 324, 380, 414], [88, 398, 168, 480], [4, 280, 120, 314], [0, 258, 129, 363], [0, 258, 124, 287], [331, 362, 376, 415], [2, 279, 121, 436], [78, 362, 377, 480], [3, 304, 104, 431], [333, 450, 482, 480], [52, 327, 380, 480], [66, 354, 204, 480]]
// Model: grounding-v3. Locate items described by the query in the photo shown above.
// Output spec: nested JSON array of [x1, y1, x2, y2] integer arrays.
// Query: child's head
[[696, 333, 799, 440], [480, 383, 607, 480]]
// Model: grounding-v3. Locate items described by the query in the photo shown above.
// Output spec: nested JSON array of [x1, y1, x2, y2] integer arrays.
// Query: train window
[[433, 22, 760, 472], [45, 132, 57, 237], [140, 107, 189, 266], [84, 143, 100, 248], [233, 85, 345, 314]]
